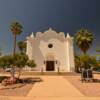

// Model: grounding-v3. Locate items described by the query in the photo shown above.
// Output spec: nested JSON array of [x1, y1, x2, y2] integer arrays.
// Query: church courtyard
[[0, 74, 100, 100]]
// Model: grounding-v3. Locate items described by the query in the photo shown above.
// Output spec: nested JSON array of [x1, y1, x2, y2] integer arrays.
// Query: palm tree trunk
[[13, 34, 16, 55], [75, 66, 80, 73], [11, 34, 17, 81]]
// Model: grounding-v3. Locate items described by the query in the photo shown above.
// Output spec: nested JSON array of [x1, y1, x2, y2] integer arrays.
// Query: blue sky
[[0, 0, 100, 55]]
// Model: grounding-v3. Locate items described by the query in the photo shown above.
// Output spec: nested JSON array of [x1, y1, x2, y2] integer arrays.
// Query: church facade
[[26, 28, 75, 72]]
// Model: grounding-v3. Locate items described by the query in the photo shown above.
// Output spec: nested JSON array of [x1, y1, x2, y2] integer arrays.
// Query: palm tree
[[75, 28, 94, 54], [17, 41, 26, 54], [10, 22, 23, 81], [10, 22, 23, 55], [96, 48, 100, 61]]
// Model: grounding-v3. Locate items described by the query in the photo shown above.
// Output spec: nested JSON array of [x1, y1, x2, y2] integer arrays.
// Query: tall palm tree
[[10, 22, 23, 55], [10, 22, 23, 81], [75, 28, 94, 54], [96, 48, 100, 61], [17, 41, 26, 54]]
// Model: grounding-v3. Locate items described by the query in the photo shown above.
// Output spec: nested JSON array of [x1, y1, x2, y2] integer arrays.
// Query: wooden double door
[[46, 61, 55, 71]]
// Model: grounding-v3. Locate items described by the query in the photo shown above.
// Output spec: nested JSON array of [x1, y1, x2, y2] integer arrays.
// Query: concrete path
[[28, 76, 83, 97]]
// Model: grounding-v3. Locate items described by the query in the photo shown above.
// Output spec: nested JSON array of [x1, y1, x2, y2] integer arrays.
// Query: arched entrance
[[45, 53, 55, 71]]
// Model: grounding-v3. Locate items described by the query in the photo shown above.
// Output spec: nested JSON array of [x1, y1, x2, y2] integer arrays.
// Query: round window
[[48, 44, 53, 48]]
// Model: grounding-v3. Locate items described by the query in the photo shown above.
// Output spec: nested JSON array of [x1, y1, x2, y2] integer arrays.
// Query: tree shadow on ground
[[79, 78, 100, 83], [20, 77, 43, 84], [0, 76, 8, 83], [0, 77, 43, 90]]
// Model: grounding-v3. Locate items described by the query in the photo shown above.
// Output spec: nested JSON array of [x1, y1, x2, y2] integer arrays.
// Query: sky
[[0, 0, 100, 55]]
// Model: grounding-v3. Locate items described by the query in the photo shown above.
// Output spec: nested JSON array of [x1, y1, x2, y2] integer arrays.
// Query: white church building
[[26, 28, 75, 72]]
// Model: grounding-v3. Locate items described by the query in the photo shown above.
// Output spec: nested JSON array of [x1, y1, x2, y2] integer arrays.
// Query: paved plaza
[[0, 75, 100, 100]]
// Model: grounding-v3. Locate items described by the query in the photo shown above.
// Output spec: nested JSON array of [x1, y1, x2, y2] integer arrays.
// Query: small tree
[[14, 54, 36, 79], [0, 54, 36, 80], [74, 55, 81, 73], [27, 60, 36, 68], [75, 55, 98, 72], [14, 53, 28, 79], [0, 55, 14, 73]]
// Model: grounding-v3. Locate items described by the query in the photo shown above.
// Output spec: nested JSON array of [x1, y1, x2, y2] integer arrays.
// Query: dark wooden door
[[46, 61, 55, 71]]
